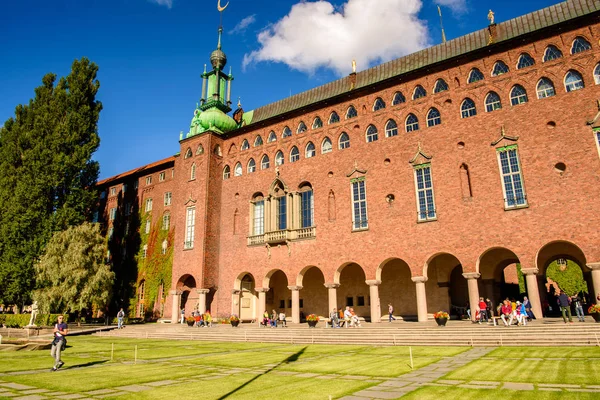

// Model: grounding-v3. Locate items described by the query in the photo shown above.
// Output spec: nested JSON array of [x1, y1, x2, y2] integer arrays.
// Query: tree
[[0, 58, 102, 306], [34, 222, 114, 315], [546, 259, 588, 297]]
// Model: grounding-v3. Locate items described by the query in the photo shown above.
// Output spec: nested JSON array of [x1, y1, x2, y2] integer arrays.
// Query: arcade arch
[[176, 274, 197, 315], [377, 258, 416, 319], [424, 253, 468, 317], [297, 266, 328, 318]]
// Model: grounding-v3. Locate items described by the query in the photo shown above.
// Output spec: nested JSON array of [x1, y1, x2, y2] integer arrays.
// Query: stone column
[[411, 276, 428, 322], [170, 290, 181, 324], [197, 289, 210, 314], [366, 280, 381, 323], [463, 272, 481, 322], [288, 285, 303, 323], [588, 263, 600, 302], [324, 283, 340, 315], [521, 268, 543, 319], [255, 287, 269, 321], [231, 289, 240, 316]]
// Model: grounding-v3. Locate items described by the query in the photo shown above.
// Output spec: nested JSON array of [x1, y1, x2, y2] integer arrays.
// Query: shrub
[[0, 314, 64, 328]]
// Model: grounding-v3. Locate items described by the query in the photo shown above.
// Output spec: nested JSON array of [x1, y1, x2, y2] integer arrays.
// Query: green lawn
[[403, 386, 600, 400]]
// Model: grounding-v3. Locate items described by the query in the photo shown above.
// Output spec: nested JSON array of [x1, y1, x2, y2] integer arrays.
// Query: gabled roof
[[97, 156, 176, 187], [243, 0, 600, 128]]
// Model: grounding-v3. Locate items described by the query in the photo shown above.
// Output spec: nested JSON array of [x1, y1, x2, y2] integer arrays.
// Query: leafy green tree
[[34, 222, 114, 315], [0, 58, 101, 306], [546, 259, 588, 297]]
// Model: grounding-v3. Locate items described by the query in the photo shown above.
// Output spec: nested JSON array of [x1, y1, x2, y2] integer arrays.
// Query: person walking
[[388, 303, 396, 323], [557, 291, 573, 323], [572, 295, 585, 322], [117, 308, 125, 329], [50, 315, 68, 371], [478, 297, 488, 323], [180, 308, 185, 324]]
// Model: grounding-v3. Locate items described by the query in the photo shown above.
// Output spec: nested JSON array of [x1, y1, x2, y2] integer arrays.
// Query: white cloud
[[434, 0, 467, 14], [243, 0, 430, 76], [229, 15, 257, 35], [149, 0, 173, 9]]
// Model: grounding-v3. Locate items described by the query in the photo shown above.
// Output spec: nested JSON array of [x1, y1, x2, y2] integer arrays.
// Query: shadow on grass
[[217, 347, 307, 400], [62, 360, 108, 370]]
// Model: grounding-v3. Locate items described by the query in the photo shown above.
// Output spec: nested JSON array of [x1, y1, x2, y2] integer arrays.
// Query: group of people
[[191, 310, 213, 327], [261, 310, 287, 327], [464, 297, 536, 326], [329, 306, 362, 328]]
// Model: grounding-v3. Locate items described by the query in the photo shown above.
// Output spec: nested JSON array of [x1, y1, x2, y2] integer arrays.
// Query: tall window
[[297, 121, 307, 133], [145, 220, 151, 234], [145, 198, 153, 212], [414, 164, 436, 221], [184, 148, 192, 159], [312, 116, 323, 129], [268, 131, 277, 142], [385, 120, 398, 137], [485, 92, 502, 112], [516, 53, 535, 69], [248, 158, 256, 173], [329, 111, 340, 124], [159, 172, 165, 182], [164, 192, 172, 206], [468, 68, 484, 83], [510, 85, 528, 106], [282, 126, 292, 138], [491, 61, 509, 76], [594, 128, 600, 158], [339, 132, 350, 149], [275, 151, 284, 166], [322, 137, 333, 154], [184, 207, 195, 249], [109, 207, 117, 220], [346, 105, 358, 119], [254, 135, 263, 147], [536, 78, 555, 99], [276, 196, 287, 230], [223, 165, 230, 180], [406, 114, 419, 132], [190, 163, 196, 180], [594, 63, 600, 85], [571, 36, 591, 54], [543, 45, 563, 62], [290, 146, 300, 162], [162, 213, 170, 230], [241, 140, 250, 150], [426, 108, 441, 127], [497, 145, 527, 209], [253, 198, 264, 235], [146, 176, 152, 185], [300, 187, 314, 228], [373, 98, 385, 111], [351, 178, 368, 230], [392, 92, 406, 105], [234, 162, 242, 177], [306, 142, 316, 158], [564, 70, 584, 92], [261, 155, 270, 170], [433, 79, 448, 93], [413, 85, 426, 99], [366, 125, 378, 142], [461, 98, 477, 118]]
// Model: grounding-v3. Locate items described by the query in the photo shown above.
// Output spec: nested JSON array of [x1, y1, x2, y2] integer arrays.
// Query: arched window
[[312, 116, 323, 129], [385, 120, 398, 137], [214, 144, 222, 156], [268, 131, 277, 142], [373, 97, 386, 111], [543, 45, 563, 62], [321, 137, 333, 154], [196, 144, 204, 155], [184, 148, 193, 159], [491, 61, 509, 76], [406, 114, 419, 132], [412, 85, 426, 99], [190, 163, 197, 180], [241, 139, 250, 150], [329, 111, 340, 124], [536, 78, 555, 99], [485, 92, 502, 112], [234, 162, 242, 177], [254, 135, 263, 147], [392, 91, 406, 105], [427, 108, 441, 127], [468, 68, 484, 83], [261, 155, 270, 170], [223, 165, 230, 180], [297, 121, 307, 133], [433, 79, 449, 93], [595, 63, 600, 85], [517, 53, 535, 69], [275, 151, 284, 166], [282, 126, 292, 138], [460, 98, 477, 118], [366, 125, 378, 142], [339, 132, 350, 149], [247, 158, 256, 173], [299, 184, 314, 228], [306, 142, 316, 158], [346, 105, 358, 119], [510, 85, 528, 105], [571, 36, 591, 54], [290, 146, 300, 162], [564, 70, 584, 92]]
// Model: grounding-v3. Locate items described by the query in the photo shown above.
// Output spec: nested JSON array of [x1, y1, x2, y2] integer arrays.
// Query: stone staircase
[[95, 319, 600, 346]]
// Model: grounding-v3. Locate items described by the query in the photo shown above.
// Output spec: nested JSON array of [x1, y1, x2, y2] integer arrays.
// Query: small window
[[536, 78, 555, 99], [290, 146, 300, 162], [346, 105, 358, 119], [196, 144, 204, 155], [468, 68, 484, 83], [184, 148, 193, 159], [162, 213, 171, 230], [346, 297, 354, 307], [392, 91, 406, 105], [571, 36, 591, 54], [282, 126, 292, 138], [339, 132, 350, 150], [110, 187, 116, 196], [146, 176, 152, 185], [241, 139, 250, 150], [373, 98, 385, 111], [485, 92, 502, 112], [321, 137, 333, 154], [412, 85, 426, 100], [406, 114, 419, 132], [297, 121, 307, 133], [564, 70, 584, 92], [543, 45, 563, 62], [510, 85, 528, 106], [190, 163, 196, 180], [109, 207, 117, 221], [275, 151, 284, 166], [329, 111, 340, 124], [261, 155, 270, 170], [516, 53, 535, 69], [433, 79, 449, 93], [234, 162, 242, 177], [366, 125, 378, 142], [164, 192, 172, 206], [594, 63, 600, 85], [254, 136, 263, 147], [427, 108, 441, 127], [491, 61, 509, 76], [159, 172, 165, 182], [312, 117, 323, 129], [223, 165, 231, 180], [268, 131, 277, 142], [461, 98, 477, 118], [357, 296, 365, 307], [306, 142, 316, 158], [145, 220, 151, 234], [385, 120, 398, 137], [145, 198, 153, 212], [247, 158, 256, 173]]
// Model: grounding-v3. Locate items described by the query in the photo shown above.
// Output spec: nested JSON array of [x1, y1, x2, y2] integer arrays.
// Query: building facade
[[97, 0, 600, 323]]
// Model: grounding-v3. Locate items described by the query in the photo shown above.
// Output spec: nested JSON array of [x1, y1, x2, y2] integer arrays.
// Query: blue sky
[[0, 0, 560, 179]]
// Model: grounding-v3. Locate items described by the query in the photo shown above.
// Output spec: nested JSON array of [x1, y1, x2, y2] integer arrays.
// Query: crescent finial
[[217, 0, 229, 12]]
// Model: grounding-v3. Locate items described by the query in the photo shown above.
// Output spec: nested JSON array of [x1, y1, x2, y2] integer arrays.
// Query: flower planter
[[591, 313, 600, 323], [435, 317, 448, 326], [307, 320, 318, 328], [230, 320, 240, 327]]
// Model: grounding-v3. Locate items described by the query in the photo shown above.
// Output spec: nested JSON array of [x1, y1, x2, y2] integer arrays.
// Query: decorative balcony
[[247, 226, 316, 246]]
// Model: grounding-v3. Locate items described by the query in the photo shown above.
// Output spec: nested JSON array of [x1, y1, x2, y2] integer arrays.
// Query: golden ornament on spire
[[217, 0, 229, 12]]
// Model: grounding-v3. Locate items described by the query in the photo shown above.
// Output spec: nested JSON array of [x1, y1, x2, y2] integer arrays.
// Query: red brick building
[[97, 0, 600, 323]]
